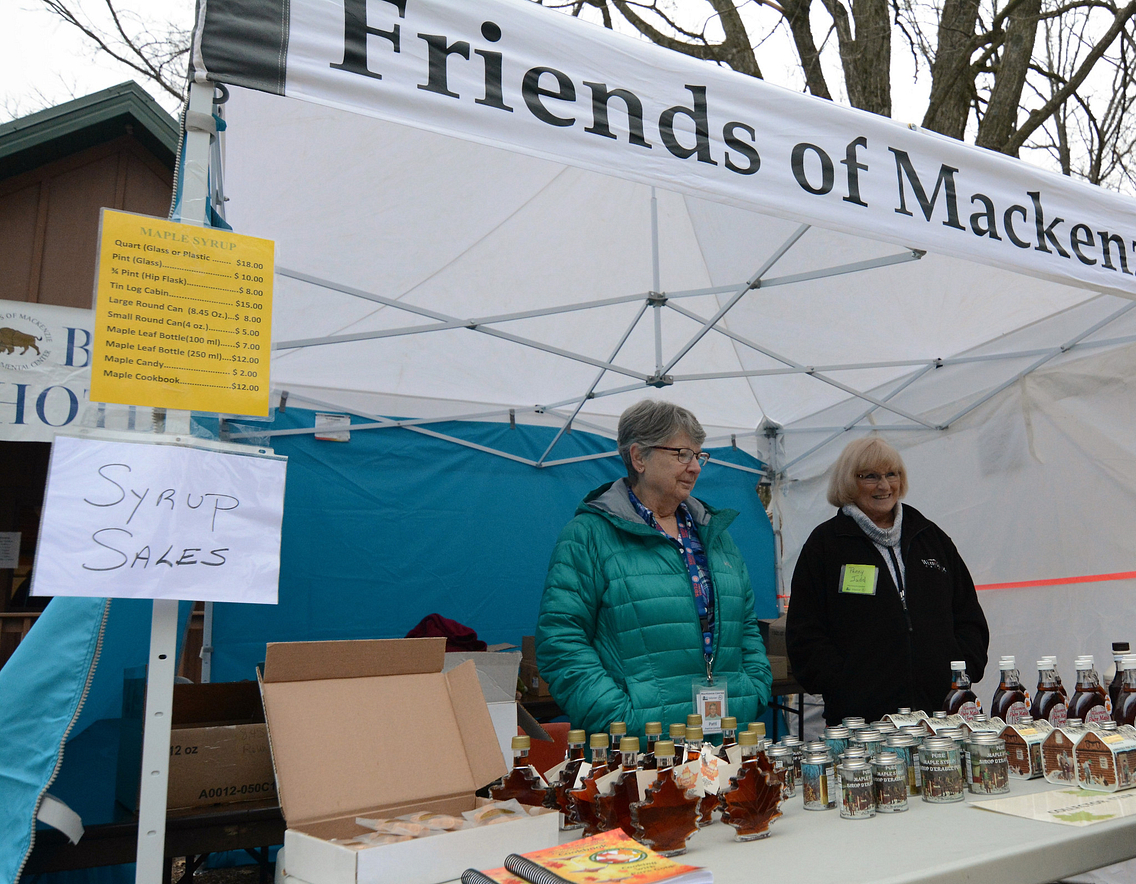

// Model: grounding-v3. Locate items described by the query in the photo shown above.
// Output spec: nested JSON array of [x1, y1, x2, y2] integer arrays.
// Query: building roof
[[0, 81, 180, 181]]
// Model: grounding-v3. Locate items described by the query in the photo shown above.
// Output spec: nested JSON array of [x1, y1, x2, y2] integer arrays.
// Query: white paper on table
[[974, 786, 1136, 826]]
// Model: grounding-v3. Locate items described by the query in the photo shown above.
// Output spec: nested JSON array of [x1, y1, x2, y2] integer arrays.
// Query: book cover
[[500, 829, 712, 884]]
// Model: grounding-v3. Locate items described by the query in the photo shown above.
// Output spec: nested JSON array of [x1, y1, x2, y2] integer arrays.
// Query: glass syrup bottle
[[717, 717, 739, 760], [1109, 642, 1131, 711], [1068, 656, 1112, 725], [1113, 655, 1136, 726], [490, 735, 547, 806], [684, 725, 715, 827], [1042, 655, 1068, 699], [943, 660, 981, 721], [570, 733, 612, 836], [642, 722, 663, 770], [719, 730, 784, 841], [609, 720, 628, 756], [990, 656, 1030, 724], [629, 740, 700, 857], [1031, 660, 1068, 725], [596, 736, 641, 836], [548, 728, 587, 829]]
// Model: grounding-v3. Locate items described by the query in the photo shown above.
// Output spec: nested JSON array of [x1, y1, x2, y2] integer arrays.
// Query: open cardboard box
[[260, 637, 557, 884]]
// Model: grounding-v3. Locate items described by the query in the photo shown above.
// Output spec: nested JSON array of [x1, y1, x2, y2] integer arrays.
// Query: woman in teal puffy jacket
[[535, 400, 773, 742]]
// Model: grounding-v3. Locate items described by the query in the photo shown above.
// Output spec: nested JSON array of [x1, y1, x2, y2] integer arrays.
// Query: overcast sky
[[3, 1, 193, 122]]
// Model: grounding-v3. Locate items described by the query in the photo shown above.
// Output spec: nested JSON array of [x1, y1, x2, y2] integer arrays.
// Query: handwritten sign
[[89, 209, 274, 416], [31, 435, 286, 604], [839, 564, 878, 595]]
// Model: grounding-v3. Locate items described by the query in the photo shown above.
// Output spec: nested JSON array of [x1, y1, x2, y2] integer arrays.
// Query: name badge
[[840, 564, 878, 595]]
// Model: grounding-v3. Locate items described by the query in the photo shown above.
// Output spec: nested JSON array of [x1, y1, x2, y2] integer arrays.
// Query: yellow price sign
[[89, 210, 274, 416]]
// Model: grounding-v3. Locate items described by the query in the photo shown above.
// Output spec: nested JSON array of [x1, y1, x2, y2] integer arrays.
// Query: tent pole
[[651, 188, 664, 375]]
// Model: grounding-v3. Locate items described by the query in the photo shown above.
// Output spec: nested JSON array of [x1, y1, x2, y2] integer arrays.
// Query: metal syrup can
[[767, 745, 796, 798], [920, 736, 965, 803], [838, 758, 875, 819], [779, 737, 804, 779], [801, 749, 836, 810], [967, 731, 1010, 794], [823, 725, 851, 765], [939, 726, 969, 782], [851, 727, 885, 758], [871, 750, 909, 812], [885, 732, 921, 794]]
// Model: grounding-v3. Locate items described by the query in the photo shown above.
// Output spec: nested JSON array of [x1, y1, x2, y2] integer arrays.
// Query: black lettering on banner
[[417, 33, 470, 98], [522, 67, 576, 127], [723, 123, 759, 175], [659, 86, 716, 165], [1027, 192, 1070, 258], [1098, 231, 1131, 274], [889, 148, 965, 230], [583, 82, 651, 147], [969, 194, 1001, 240], [331, 0, 405, 80], [792, 143, 834, 195], [841, 137, 869, 206], [475, 22, 512, 111], [1070, 223, 1098, 265], [1004, 205, 1031, 248]]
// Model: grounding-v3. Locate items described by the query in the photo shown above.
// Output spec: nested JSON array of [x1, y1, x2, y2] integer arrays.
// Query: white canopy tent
[[190, 0, 1136, 695]]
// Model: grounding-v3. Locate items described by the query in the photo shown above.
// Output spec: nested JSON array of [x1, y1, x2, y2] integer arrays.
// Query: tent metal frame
[[263, 184, 1135, 480]]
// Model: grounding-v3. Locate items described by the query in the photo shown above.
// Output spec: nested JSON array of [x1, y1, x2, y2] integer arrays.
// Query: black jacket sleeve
[[785, 526, 846, 698]]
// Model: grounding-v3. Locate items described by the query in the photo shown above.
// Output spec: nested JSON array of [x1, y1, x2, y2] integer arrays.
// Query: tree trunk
[[828, 0, 891, 116], [921, 0, 980, 139], [976, 0, 1041, 153], [782, 0, 833, 100]]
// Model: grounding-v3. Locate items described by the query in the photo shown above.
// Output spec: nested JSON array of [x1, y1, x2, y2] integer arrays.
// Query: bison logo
[[0, 327, 41, 355]]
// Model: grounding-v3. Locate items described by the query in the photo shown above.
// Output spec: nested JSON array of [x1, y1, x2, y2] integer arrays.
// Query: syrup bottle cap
[[512, 735, 531, 750], [686, 714, 703, 728], [645, 721, 663, 736], [568, 729, 586, 743], [655, 740, 675, 758], [686, 725, 704, 742], [609, 721, 627, 736], [669, 723, 686, 738], [619, 736, 640, 752], [721, 716, 738, 730], [590, 733, 609, 749]]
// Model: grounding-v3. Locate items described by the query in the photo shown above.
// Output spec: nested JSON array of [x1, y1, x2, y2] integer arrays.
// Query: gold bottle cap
[[590, 733, 609, 749], [619, 736, 640, 752], [669, 723, 686, 738], [609, 721, 628, 735], [686, 725, 704, 741], [644, 721, 663, 736], [654, 740, 675, 758], [686, 713, 703, 728], [567, 729, 586, 743], [738, 730, 759, 747], [748, 722, 767, 737], [511, 735, 531, 750], [722, 716, 738, 729]]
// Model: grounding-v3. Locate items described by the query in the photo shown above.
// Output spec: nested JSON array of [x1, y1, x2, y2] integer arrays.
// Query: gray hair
[[617, 400, 706, 480], [827, 436, 908, 507]]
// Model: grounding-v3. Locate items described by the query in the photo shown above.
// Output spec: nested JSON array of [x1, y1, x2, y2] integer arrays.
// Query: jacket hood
[[580, 478, 725, 531]]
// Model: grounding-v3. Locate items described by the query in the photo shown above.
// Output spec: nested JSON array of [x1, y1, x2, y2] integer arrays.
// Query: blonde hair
[[827, 437, 908, 507]]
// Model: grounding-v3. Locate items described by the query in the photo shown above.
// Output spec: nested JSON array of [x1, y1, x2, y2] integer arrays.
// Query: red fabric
[[405, 613, 487, 651]]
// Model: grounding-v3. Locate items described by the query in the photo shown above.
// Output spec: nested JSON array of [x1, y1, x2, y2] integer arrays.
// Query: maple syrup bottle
[[490, 735, 547, 806], [943, 660, 981, 721], [629, 740, 700, 857], [684, 726, 715, 827], [720, 730, 783, 841], [1113, 655, 1136, 726], [1069, 656, 1111, 725], [570, 734, 612, 836], [1032, 660, 1068, 725], [718, 717, 739, 760], [597, 736, 641, 835], [990, 657, 1030, 724], [669, 723, 686, 756], [609, 721, 628, 755], [1109, 643, 1131, 711], [1041, 656, 1068, 699], [642, 722, 663, 770], [549, 728, 587, 829]]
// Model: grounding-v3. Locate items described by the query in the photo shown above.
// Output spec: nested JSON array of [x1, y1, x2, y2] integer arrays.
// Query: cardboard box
[[261, 637, 557, 884], [759, 616, 787, 659], [521, 635, 536, 663], [443, 650, 522, 763], [116, 677, 276, 812], [519, 660, 551, 698], [767, 655, 789, 682]]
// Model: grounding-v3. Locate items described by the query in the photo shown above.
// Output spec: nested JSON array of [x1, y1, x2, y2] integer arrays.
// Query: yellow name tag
[[840, 564, 878, 595]]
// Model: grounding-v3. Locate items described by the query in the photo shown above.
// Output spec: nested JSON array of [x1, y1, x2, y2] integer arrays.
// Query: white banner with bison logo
[[0, 299, 93, 442]]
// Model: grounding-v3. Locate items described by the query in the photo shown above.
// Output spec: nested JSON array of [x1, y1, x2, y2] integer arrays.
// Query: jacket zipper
[[16, 598, 113, 884]]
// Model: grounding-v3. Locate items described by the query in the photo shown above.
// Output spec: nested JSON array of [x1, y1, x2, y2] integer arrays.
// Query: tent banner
[[192, 0, 1136, 299], [0, 299, 93, 442]]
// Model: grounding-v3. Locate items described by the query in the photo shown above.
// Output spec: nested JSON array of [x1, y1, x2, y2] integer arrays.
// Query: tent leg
[[135, 599, 179, 884]]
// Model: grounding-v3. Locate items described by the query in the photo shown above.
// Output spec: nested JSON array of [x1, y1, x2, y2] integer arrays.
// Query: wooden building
[[0, 83, 177, 667]]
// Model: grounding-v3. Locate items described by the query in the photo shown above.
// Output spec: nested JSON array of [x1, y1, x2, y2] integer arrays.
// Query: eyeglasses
[[651, 446, 711, 466], [856, 471, 901, 484]]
